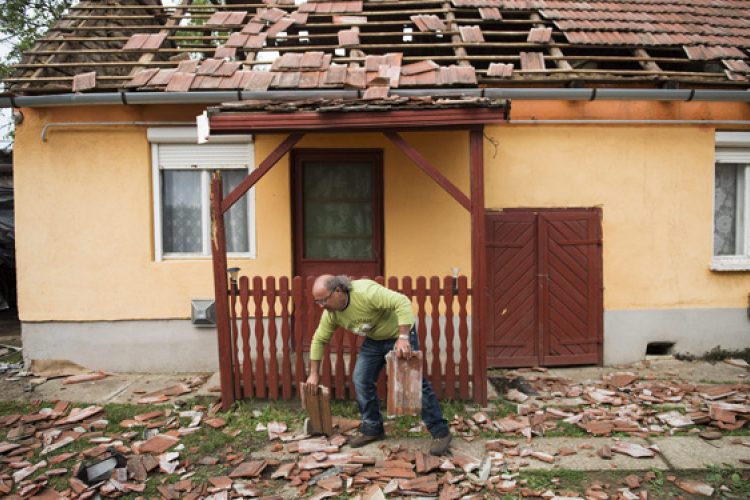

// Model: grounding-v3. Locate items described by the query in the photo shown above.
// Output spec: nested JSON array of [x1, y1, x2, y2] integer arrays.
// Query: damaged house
[[1, 0, 749, 404]]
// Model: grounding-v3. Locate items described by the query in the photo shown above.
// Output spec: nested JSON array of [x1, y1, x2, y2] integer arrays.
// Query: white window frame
[[712, 131, 750, 271], [149, 127, 256, 262]]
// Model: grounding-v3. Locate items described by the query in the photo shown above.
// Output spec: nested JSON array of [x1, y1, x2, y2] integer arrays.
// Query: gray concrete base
[[604, 307, 749, 366], [22, 320, 219, 372]]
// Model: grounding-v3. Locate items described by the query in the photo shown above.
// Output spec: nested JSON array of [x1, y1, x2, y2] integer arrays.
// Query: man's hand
[[394, 337, 412, 359], [305, 372, 320, 395]]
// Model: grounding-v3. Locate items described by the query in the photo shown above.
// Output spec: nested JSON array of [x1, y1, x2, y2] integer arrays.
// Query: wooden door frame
[[290, 148, 385, 279]]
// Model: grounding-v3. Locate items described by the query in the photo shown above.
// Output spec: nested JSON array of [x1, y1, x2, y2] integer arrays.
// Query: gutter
[[2, 88, 750, 109]]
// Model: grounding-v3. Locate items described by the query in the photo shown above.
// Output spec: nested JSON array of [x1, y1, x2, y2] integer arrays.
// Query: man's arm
[[305, 359, 321, 394]]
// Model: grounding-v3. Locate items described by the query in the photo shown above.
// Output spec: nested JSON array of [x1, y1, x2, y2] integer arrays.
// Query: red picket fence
[[220, 276, 475, 404]]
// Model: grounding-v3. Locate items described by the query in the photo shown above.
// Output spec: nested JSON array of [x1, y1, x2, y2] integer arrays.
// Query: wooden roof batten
[[4, 0, 750, 96]]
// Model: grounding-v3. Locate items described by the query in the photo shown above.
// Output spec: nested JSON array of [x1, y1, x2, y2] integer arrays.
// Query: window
[[149, 128, 256, 261], [713, 132, 750, 270]]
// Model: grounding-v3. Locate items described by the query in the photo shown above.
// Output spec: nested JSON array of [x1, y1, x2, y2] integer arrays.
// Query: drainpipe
[[2, 88, 750, 109]]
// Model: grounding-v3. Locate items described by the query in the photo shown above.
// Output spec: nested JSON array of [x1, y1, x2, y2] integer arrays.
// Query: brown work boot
[[429, 434, 452, 456], [348, 433, 385, 448]]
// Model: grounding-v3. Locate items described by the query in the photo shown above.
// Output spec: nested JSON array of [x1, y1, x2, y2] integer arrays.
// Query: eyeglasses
[[314, 288, 337, 305]]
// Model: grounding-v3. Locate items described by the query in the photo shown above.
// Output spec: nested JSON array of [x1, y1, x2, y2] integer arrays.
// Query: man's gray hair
[[325, 275, 352, 292]]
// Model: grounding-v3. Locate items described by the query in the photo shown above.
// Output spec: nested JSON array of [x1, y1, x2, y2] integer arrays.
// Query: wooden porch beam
[[210, 173, 235, 411], [384, 131, 472, 213], [221, 133, 305, 213], [469, 128, 488, 406]]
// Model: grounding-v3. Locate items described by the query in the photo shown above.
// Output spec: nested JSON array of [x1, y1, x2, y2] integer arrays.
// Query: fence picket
[[430, 276, 442, 398], [416, 277, 428, 377], [229, 281, 242, 399], [266, 277, 279, 400], [279, 277, 292, 399], [240, 277, 253, 398], [293, 277, 305, 394], [458, 275, 470, 399], [443, 276, 456, 399], [334, 327, 346, 399], [253, 276, 266, 398]]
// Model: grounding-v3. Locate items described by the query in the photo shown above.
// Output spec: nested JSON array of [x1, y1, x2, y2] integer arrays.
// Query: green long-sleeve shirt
[[310, 279, 415, 361]]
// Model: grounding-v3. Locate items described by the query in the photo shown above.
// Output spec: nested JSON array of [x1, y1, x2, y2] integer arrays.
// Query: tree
[[0, 0, 74, 81]]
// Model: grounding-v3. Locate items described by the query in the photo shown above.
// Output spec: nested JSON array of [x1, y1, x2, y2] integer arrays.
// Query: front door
[[292, 149, 384, 279], [486, 209, 603, 367]]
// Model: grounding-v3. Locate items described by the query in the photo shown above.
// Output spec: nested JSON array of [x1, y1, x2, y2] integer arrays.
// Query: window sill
[[161, 254, 255, 261], [710, 258, 750, 271]]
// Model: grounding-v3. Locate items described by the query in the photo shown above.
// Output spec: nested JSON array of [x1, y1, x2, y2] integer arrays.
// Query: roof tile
[[241, 22, 265, 35], [226, 33, 249, 48], [197, 59, 224, 76], [259, 8, 286, 23], [214, 62, 241, 77], [460, 26, 485, 43], [299, 71, 321, 88], [278, 71, 301, 88], [165, 72, 195, 92], [520, 51, 546, 70], [244, 71, 275, 91], [324, 65, 347, 85], [338, 29, 360, 46], [479, 8, 503, 20], [245, 34, 267, 49], [363, 86, 390, 99], [72, 71, 96, 92], [176, 60, 199, 73], [267, 18, 294, 37], [126, 68, 159, 87], [487, 62, 514, 77], [528, 27, 553, 43], [401, 60, 439, 75], [345, 67, 366, 88], [149, 68, 177, 86]]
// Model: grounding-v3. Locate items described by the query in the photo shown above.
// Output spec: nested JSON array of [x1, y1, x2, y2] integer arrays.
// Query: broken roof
[[3, 0, 750, 96]]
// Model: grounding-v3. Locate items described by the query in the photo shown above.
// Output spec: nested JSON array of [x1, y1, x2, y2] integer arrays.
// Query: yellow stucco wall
[[14, 106, 471, 321], [13, 105, 748, 321], [484, 124, 749, 310]]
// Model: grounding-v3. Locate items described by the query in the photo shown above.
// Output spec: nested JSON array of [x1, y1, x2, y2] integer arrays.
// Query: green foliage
[[675, 345, 750, 364], [0, 0, 74, 81]]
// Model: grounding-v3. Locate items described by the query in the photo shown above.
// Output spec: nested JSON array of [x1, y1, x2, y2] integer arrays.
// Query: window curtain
[[714, 163, 739, 256], [222, 170, 250, 253], [303, 162, 373, 259], [162, 170, 202, 253]]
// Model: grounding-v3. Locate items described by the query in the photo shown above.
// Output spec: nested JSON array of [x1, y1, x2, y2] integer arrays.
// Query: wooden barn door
[[486, 209, 603, 368]]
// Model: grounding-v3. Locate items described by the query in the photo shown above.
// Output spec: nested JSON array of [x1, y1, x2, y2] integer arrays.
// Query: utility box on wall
[[191, 299, 216, 327]]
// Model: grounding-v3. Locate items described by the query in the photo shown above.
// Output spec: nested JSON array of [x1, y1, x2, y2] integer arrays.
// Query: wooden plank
[[470, 128, 487, 405], [457, 276, 469, 399], [222, 133, 305, 214], [293, 276, 306, 395], [301, 384, 334, 435], [429, 276, 442, 398], [267, 277, 279, 400], [415, 277, 428, 377], [386, 351, 423, 417], [210, 174, 235, 411], [253, 276, 267, 399], [230, 280, 242, 399], [334, 327, 346, 399], [240, 277, 253, 398], [280, 277, 293, 399], [443, 275, 456, 399]]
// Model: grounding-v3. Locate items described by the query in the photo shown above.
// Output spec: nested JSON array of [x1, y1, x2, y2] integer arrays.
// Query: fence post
[[210, 173, 235, 411]]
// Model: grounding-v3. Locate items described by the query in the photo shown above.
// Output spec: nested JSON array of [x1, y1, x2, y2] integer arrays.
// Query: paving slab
[[653, 436, 750, 470]]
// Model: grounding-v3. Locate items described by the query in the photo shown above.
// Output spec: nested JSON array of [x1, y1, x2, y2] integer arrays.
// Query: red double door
[[485, 209, 603, 368]]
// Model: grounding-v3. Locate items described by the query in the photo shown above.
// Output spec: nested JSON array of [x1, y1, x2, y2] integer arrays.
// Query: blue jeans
[[352, 325, 449, 438]]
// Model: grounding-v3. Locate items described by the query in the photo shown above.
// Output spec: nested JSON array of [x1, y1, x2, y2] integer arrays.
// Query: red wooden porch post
[[210, 173, 235, 411], [470, 128, 488, 405]]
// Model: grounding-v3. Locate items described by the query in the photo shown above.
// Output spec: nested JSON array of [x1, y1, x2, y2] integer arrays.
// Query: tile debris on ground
[[0, 358, 748, 499]]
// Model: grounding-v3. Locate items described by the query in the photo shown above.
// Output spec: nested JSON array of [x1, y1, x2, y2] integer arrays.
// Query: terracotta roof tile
[[415, 70, 437, 85], [363, 86, 390, 100], [365, 55, 386, 71], [290, 12, 309, 24], [176, 60, 198, 73], [724, 59, 750, 73], [214, 44, 237, 58], [401, 60, 439, 75], [267, 18, 295, 37], [259, 8, 286, 23], [338, 29, 360, 46], [72, 72, 96, 92], [298, 71, 321, 88], [245, 34, 268, 49], [479, 8, 503, 20], [241, 22, 265, 35], [143, 33, 166, 50], [165, 72, 195, 92], [198, 76, 223, 89], [226, 11, 249, 25], [324, 65, 347, 85], [126, 68, 159, 87], [226, 33, 249, 48], [278, 71, 301, 88], [345, 67, 366, 88], [244, 71, 275, 91], [520, 51, 546, 70], [214, 61, 241, 77], [123, 33, 150, 50], [206, 12, 232, 26], [411, 15, 446, 32], [149, 68, 177, 86], [487, 62, 514, 77], [333, 15, 367, 24], [197, 59, 224, 76], [460, 26, 485, 43], [528, 27, 553, 43], [301, 51, 326, 69], [219, 71, 246, 89]]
